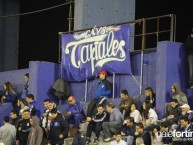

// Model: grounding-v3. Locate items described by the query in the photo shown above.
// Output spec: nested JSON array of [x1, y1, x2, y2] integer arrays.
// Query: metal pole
[[113, 72, 115, 98], [68, 0, 72, 32], [84, 79, 88, 102], [173, 14, 176, 42], [139, 18, 146, 95], [170, 14, 174, 41]]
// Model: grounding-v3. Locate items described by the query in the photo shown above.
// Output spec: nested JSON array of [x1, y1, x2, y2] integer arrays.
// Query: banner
[[61, 24, 131, 81]]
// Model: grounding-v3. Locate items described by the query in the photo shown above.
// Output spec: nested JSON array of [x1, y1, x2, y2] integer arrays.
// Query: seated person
[[151, 125, 163, 145], [1, 82, 17, 108], [141, 102, 158, 127], [159, 122, 172, 145], [87, 70, 112, 120], [118, 89, 133, 118], [110, 132, 127, 145], [102, 103, 124, 142], [144, 87, 156, 108], [180, 104, 193, 121], [135, 137, 144, 145], [174, 117, 193, 145], [65, 96, 86, 129], [171, 83, 188, 105], [134, 123, 151, 145], [121, 117, 136, 145], [130, 103, 142, 123], [86, 104, 108, 144], [164, 99, 181, 126]]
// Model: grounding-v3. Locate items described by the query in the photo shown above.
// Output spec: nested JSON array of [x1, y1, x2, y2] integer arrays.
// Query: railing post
[[139, 18, 146, 95], [170, 14, 174, 41], [84, 79, 88, 102]]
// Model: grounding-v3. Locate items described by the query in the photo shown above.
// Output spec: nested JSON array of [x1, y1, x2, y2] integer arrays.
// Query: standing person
[[102, 103, 124, 142], [87, 70, 112, 120], [65, 96, 86, 129], [10, 110, 19, 127], [144, 87, 156, 108], [171, 83, 188, 105], [17, 98, 29, 117], [0, 116, 16, 145], [110, 132, 127, 145], [1, 82, 17, 109], [118, 89, 133, 118], [86, 104, 108, 144], [47, 108, 69, 145], [21, 73, 29, 99], [41, 99, 51, 145], [26, 94, 41, 118], [16, 110, 31, 145], [186, 28, 193, 89], [27, 116, 43, 145]]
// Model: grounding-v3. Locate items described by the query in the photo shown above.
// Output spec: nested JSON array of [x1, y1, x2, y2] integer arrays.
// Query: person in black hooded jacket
[[47, 108, 69, 145], [16, 109, 31, 145]]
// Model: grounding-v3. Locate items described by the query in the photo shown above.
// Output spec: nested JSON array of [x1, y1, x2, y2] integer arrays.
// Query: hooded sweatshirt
[[27, 116, 43, 145], [172, 83, 188, 105]]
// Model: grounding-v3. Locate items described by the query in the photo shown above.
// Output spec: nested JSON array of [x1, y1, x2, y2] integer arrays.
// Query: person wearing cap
[[87, 70, 112, 119], [180, 104, 193, 121], [64, 96, 86, 128]]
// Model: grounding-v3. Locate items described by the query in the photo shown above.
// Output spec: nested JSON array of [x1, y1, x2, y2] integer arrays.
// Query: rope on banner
[[84, 79, 88, 102], [113, 72, 115, 99]]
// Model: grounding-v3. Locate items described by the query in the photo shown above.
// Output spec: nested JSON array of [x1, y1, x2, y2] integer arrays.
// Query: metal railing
[[59, 14, 176, 96]]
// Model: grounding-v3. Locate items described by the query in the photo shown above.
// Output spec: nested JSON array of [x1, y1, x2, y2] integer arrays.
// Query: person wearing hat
[[180, 104, 193, 121], [86, 70, 112, 120]]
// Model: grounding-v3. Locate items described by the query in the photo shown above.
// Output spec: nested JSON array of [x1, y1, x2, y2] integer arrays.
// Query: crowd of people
[[0, 68, 193, 145]]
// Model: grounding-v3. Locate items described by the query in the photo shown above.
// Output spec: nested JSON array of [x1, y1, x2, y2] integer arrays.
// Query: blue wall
[[0, 68, 29, 96], [156, 41, 189, 118], [0, 41, 192, 122]]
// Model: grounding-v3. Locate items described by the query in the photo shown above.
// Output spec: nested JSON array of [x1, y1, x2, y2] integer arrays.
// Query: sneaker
[[104, 137, 111, 142], [86, 137, 91, 144], [93, 137, 99, 144]]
